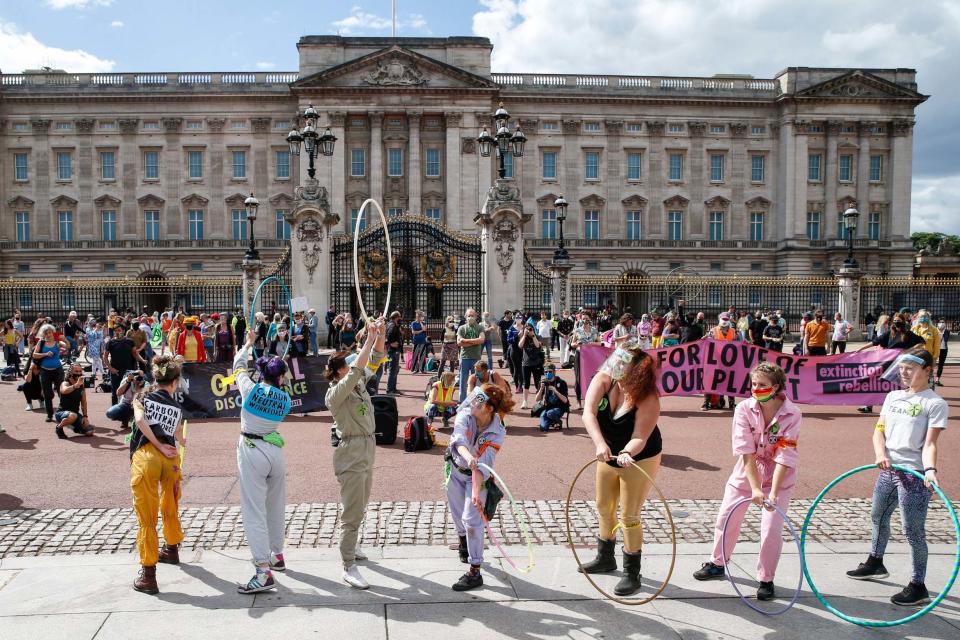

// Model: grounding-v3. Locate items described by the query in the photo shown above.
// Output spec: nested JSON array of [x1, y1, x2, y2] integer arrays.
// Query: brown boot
[[133, 565, 159, 594], [158, 543, 180, 565]]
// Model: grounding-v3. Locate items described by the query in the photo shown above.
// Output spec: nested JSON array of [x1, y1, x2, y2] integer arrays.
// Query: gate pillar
[[549, 260, 573, 316], [241, 257, 262, 319], [285, 179, 339, 344], [836, 264, 864, 340], [476, 179, 531, 316]]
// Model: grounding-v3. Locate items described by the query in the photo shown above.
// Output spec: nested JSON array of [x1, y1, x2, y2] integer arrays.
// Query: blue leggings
[[870, 469, 931, 583]]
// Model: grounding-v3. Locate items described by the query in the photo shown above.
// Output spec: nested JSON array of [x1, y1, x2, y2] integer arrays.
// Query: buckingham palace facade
[[0, 35, 927, 291]]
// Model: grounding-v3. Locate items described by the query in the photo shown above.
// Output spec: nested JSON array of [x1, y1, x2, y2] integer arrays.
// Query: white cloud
[[109, 20, 123, 28], [0, 20, 114, 73], [44, 0, 113, 9], [911, 176, 960, 235], [255, 61, 275, 70], [472, 0, 960, 235], [331, 6, 430, 35]]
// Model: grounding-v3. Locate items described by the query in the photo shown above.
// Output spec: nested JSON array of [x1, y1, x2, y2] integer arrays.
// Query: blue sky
[[1, 0, 958, 235]]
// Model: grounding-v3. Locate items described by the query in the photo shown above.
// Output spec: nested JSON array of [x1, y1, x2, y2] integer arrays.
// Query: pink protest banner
[[579, 339, 903, 406]]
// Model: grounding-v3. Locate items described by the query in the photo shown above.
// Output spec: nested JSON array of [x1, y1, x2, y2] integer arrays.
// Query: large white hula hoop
[[353, 198, 393, 322]]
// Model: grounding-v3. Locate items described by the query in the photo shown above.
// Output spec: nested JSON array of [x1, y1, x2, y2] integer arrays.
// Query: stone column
[[856, 121, 874, 239], [162, 118, 183, 237], [604, 120, 624, 237], [251, 117, 272, 209], [477, 180, 529, 314], [329, 111, 346, 221], [407, 111, 422, 214], [561, 119, 581, 236], [791, 120, 809, 238], [889, 119, 914, 240], [444, 111, 462, 228], [549, 261, 573, 316], [30, 119, 51, 238], [286, 183, 339, 344], [646, 121, 665, 236], [118, 118, 140, 237], [241, 257, 263, 318], [73, 118, 95, 238], [729, 122, 748, 238], [206, 117, 226, 238], [687, 121, 706, 237], [836, 265, 863, 340], [369, 111, 384, 206], [825, 120, 841, 241]]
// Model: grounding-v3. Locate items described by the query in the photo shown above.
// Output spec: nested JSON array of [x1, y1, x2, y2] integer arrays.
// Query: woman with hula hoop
[[579, 343, 662, 596], [845, 346, 949, 606], [323, 316, 386, 590], [233, 329, 294, 595], [693, 362, 802, 603], [444, 382, 514, 591]]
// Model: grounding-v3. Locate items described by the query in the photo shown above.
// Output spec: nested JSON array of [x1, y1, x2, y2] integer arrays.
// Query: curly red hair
[[618, 346, 659, 403]]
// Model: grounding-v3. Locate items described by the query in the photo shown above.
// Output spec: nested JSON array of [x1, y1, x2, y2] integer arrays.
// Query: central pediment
[[793, 70, 927, 103], [293, 45, 498, 91]]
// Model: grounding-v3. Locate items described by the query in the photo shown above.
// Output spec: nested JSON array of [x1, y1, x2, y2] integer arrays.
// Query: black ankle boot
[[458, 535, 468, 564], [578, 537, 617, 574], [614, 550, 642, 596]]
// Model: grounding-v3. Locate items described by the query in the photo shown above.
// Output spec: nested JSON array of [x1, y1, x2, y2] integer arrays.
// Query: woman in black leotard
[[578, 343, 662, 596]]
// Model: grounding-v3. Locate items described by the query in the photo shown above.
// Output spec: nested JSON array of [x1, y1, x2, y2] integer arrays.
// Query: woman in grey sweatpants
[[234, 330, 293, 595], [324, 316, 386, 590]]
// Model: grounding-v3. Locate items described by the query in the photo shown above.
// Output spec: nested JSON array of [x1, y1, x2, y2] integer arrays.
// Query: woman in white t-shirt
[[845, 347, 948, 606], [830, 312, 852, 354]]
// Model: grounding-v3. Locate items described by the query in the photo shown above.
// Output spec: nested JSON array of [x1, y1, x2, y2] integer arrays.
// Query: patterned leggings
[[870, 469, 931, 583]]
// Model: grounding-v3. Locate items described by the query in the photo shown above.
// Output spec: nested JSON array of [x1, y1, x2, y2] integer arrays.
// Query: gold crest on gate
[[359, 250, 390, 289], [422, 250, 456, 288]]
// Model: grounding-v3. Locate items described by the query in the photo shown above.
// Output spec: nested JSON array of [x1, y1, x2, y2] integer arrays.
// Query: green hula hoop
[[800, 464, 960, 627], [249, 275, 293, 361]]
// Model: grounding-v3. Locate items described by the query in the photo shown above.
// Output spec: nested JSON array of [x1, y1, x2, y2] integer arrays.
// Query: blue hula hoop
[[720, 497, 804, 616], [249, 275, 293, 361], [800, 464, 960, 627]]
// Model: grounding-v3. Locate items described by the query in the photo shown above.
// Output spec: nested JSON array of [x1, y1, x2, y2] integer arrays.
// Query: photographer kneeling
[[107, 370, 145, 431], [55, 364, 93, 438], [534, 362, 569, 432]]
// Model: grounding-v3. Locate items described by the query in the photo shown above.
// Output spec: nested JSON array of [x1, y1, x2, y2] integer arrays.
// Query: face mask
[[185, 325, 195, 330], [720, 320, 731, 328], [937, 322, 946, 330], [545, 372, 555, 381], [919, 317, 930, 324], [815, 316, 823, 321], [752, 386, 777, 403]]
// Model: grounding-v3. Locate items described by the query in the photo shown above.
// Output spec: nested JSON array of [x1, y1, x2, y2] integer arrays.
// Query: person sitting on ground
[[425, 371, 458, 428], [535, 362, 569, 432], [107, 369, 146, 431], [54, 363, 93, 438]]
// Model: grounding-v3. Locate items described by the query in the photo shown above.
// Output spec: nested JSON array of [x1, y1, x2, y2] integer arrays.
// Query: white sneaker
[[342, 565, 369, 589], [354, 545, 368, 561], [0, 425, 5, 433], [521, 401, 528, 410], [24, 403, 32, 411]]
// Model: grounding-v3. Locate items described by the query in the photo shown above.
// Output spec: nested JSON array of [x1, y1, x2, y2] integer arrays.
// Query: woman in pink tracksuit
[[692, 362, 801, 602]]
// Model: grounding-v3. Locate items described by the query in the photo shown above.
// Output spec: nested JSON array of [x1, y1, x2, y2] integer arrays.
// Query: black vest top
[[597, 393, 662, 468]]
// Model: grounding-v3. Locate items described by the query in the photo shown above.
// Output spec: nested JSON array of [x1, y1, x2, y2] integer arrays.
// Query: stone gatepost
[[476, 179, 531, 316], [836, 265, 864, 340], [241, 257, 262, 319], [284, 178, 340, 344], [550, 260, 572, 316]]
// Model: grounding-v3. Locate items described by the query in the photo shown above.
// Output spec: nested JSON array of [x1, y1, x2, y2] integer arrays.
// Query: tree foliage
[[911, 232, 960, 253]]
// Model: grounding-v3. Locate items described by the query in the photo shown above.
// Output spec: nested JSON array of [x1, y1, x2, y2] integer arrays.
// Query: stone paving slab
[[0, 498, 956, 559]]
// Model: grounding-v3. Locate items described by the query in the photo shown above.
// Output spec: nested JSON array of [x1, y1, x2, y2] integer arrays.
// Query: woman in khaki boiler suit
[[324, 315, 386, 590]]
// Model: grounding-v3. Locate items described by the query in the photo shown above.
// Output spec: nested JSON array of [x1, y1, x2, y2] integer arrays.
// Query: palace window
[[626, 123, 642, 133], [232, 209, 248, 240], [751, 155, 764, 182], [425, 148, 441, 177], [626, 210, 642, 240], [103, 263, 116, 272], [585, 152, 600, 180], [749, 212, 764, 241], [350, 208, 366, 232], [542, 121, 558, 131], [839, 154, 853, 182], [584, 210, 600, 240], [806, 211, 821, 240], [57, 152, 72, 181], [232, 151, 247, 179], [542, 151, 557, 179], [425, 208, 442, 223], [808, 154, 822, 181], [583, 122, 601, 132], [868, 211, 881, 240], [188, 151, 203, 179], [708, 211, 724, 241], [15, 211, 29, 241], [667, 211, 682, 240], [275, 150, 290, 179], [668, 123, 684, 133], [668, 153, 683, 181], [101, 210, 117, 241], [710, 154, 725, 182], [627, 152, 642, 180], [100, 151, 116, 180], [541, 209, 557, 239], [144, 151, 159, 179], [751, 125, 766, 135], [388, 208, 403, 217], [870, 155, 883, 181], [14, 153, 28, 181], [275, 210, 291, 240], [502, 151, 513, 178], [58, 211, 74, 241], [144, 210, 160, 241], [351, 149, 365, 177], [387, 148, 403, 176], [188, 209, 204, 240], [710, 124, 726, 134]]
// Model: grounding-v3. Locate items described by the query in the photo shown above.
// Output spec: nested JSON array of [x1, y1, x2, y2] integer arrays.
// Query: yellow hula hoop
[[353, 198, 393, 323], [564, 458, 677, 606]]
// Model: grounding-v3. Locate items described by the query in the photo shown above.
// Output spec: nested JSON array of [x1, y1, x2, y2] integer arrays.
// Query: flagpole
[[392, 0, 397, 38]]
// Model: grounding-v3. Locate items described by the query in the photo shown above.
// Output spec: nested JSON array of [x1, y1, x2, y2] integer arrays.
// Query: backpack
[[0, 365, 16, 382], [424, 355, 437, 372], [97, 380, 113, 393], [404, 415, 434, 452]]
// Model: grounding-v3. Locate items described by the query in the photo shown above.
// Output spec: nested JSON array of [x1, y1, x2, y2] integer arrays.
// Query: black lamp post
[[477, 102, 526, 179], [553, 194, 569, 262], [286, 104, 337, 179], [842, 206, 860, 268], [244, 193, 260, 261]]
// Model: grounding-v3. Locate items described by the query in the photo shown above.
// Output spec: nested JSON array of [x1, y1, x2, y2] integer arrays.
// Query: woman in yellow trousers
[[129, 354, 187, 594]]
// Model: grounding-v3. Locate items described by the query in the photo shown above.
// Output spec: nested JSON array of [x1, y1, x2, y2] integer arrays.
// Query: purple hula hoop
[[719, 496, 804, 616]]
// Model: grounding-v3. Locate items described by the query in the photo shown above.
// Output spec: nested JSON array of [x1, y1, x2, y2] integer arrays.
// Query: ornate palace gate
[[330, 215, 483, 327]]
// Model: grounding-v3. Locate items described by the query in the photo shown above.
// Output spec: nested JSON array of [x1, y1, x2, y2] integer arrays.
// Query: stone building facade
[[0, 36, 927, 293]]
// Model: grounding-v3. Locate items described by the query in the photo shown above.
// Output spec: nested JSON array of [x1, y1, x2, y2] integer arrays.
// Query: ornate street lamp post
[[477, 102, 526, 178], [286, 104, 337, 179], [843, 206, 860, 268], [553, 194, 569, 263], [244, 193, 260, 261]]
